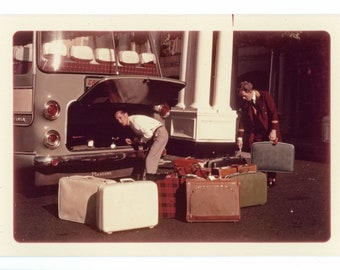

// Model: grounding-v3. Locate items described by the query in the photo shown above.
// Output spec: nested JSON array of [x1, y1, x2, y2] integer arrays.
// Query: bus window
[[13, 31, 34, 127], [37, 31, 159, 76], [13, 31, 33, 75]]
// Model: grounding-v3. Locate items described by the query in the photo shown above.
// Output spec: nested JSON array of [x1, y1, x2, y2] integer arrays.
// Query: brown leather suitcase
[[186, 178, 240, 222], [235, 164, 257, 173], [211, 166, 238, 178], [211, 164, 257, 178]]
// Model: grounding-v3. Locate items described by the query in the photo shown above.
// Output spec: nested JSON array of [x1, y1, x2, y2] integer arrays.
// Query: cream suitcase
[[58, 175, 116, 225], [97, 179, 159, 234]]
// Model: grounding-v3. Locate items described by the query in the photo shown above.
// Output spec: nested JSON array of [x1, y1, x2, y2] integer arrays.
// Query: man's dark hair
[[239, 81, 253, 93]]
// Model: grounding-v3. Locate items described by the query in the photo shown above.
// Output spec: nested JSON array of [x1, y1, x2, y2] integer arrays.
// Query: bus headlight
[[44, 130, 61, 149], [44, 100, 60, 120]]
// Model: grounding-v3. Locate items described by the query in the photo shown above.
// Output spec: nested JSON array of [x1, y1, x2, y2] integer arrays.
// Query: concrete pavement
[[12, 156, 332, 256]]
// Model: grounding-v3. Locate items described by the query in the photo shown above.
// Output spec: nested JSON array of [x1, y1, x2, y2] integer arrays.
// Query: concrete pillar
[[212, 31, 233, 112], [189, 31, 213, 110], [168, 29, 237, 143], [175, 31, 189, 109]]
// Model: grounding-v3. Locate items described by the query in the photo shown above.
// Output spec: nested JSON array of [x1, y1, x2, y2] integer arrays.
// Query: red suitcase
[[186, 178, 241, 222], [173, 157, 209, 178]]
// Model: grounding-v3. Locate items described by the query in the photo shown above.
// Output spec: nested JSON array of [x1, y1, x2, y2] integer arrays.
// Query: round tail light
[[44, 130, 61, 149], [44, 100, 61, 120]]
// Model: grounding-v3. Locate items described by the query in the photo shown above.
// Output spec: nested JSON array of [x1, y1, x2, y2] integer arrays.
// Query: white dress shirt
[[128, 115, 163, 143], [251, 91, 256, 104]]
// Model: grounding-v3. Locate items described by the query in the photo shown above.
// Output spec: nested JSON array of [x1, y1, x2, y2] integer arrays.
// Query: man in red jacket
[[236, 81, 282, 187]]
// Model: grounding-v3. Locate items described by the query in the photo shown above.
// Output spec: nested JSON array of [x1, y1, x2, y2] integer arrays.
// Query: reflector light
[[51, 158, 59, 166], [44, 100, 60, 120], [43, 130, 61, 149]]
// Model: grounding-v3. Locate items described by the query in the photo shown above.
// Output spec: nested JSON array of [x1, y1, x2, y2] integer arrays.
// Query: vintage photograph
[[1, 13, 338, 261]]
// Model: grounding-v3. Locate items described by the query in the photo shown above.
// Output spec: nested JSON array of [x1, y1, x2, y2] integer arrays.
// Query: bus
[[13, 31, 185, 186]]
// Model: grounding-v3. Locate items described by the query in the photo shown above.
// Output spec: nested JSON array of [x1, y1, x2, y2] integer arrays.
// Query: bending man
[[115, 109, 168, 180]]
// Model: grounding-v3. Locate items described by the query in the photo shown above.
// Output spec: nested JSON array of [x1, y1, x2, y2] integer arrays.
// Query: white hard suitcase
[[58, 175, 116, 225], [97, 179, 159, 234]]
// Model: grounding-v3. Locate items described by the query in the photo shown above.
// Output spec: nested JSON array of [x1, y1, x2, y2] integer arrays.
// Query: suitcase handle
[[270, 138, 278, 145], [223, 171, 257, 179], [223, 172, 240, 179], [120, 178, 135, 183]]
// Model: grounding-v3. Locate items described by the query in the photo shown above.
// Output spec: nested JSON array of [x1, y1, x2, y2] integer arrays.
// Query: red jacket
[[237, 90, 281, 149]]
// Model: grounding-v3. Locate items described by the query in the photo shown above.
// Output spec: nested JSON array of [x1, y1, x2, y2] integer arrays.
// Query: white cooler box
[[58, 175, 116, 225], [97, 179, 159, 234]]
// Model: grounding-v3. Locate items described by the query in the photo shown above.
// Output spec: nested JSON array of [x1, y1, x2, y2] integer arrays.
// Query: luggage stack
[[172, 155, 268, 222], [57, 145, 294, 230], [175, 141, 295, 222]]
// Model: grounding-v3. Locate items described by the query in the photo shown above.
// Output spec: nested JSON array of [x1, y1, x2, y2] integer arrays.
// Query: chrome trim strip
[[33, 149, 144, 171]]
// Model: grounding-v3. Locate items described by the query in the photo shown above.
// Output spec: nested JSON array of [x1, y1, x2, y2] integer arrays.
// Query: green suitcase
[[224, 171, 267, 208]]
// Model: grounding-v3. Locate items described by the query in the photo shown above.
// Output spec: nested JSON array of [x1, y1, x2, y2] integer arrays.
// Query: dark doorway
[[232, 31, 330, 162]]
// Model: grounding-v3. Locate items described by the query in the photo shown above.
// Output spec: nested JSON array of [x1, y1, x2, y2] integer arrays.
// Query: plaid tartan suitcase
[[154, 174, 180, 218], [251, 141, 295, 172]]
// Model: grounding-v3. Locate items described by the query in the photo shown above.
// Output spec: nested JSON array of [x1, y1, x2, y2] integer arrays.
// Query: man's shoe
[[267, 178, 276, 188]]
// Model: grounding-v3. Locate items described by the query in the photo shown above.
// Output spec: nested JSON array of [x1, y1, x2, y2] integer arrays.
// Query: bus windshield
[[37, 31, 159, 76]]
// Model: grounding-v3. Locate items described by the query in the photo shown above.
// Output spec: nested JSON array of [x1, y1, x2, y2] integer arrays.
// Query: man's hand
[[269, 130, 277, 142], [236, 137, 243, 149]]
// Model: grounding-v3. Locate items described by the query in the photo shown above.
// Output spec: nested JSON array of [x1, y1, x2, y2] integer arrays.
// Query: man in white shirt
[[115, 109, 169, 180]]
